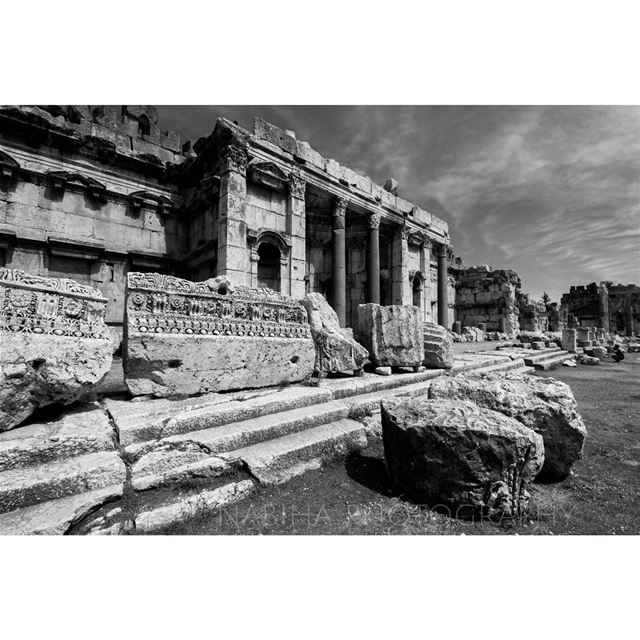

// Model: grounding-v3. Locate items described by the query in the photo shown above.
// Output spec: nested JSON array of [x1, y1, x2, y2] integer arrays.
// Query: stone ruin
[[300, 292, 369, 377], [355, 303, 424, 371], [0, 267, 112, 431], [123, 272, 316, 397], [453, 266, 521, 337]]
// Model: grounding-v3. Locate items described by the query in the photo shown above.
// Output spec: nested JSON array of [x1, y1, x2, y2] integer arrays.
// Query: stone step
[[523, 349, 567, 363], [0, 450, 126, 514], [0, 484, 124, 535], [107, 386, 334, 447], [0, 404, 116, 473], [222, 418, 368, 485], [527, 352, 576, 371], [128, 400, 354, 490]]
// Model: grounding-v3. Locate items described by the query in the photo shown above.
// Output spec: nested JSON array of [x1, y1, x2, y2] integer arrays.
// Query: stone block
[[0, 268, 112, 431], [381, 398, 544, 517], [355, 304, 424, 368], [123, 273, 315, 398], [428, 373, 587, 480], [300, 293, 369, 375], [423, 322, 454, 369], [561, 329, 577, 352]]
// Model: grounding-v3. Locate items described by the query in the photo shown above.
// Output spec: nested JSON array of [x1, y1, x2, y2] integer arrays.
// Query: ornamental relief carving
[[0, 267, 109, 338], [126, 272, 311, 339]]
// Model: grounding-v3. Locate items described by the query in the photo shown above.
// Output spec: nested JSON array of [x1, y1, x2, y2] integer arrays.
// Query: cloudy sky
[[157, 106, 640, 302]]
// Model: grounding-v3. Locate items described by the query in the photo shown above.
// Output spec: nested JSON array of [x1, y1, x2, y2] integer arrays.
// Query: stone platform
[[0, 346, 568, 535]]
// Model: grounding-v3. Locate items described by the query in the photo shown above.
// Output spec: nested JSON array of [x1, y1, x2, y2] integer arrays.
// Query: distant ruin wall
[[454, 266, 521, 336]]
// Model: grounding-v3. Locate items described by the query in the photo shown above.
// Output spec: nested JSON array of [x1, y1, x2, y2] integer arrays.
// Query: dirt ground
[[166, 352, 640, 535]]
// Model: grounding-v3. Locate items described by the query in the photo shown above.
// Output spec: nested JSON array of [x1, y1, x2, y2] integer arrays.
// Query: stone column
[[391, 224, 410, 306], [217, 146, 248, 284], [331, 196, 347, 327], [287, 172, 306, 299], [367, 212, 381, 304], [437, 243, 449, 329], [421, 238, 432, 321]]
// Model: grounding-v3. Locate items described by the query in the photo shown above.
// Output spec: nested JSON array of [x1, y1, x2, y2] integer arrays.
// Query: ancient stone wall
[[0, 106, 188, 329], [454, 266, 521, 336]]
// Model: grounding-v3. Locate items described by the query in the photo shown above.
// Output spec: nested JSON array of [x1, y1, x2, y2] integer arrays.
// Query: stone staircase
[[0, 349, 536, 535], [521, 347, 576, 370]]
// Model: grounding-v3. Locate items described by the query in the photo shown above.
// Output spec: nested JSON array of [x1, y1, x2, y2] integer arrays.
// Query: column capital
[[368, 212, 382, 230], [333, 196, 348, 229], [288, 172, 306, 199], [398, 224, 410, 241], [436, 242, 449, 258], [218, 146, 248, 176]]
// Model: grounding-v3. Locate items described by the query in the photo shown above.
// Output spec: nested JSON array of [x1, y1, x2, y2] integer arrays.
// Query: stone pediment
[[247, 159, 289, 191], [0, 149, 20, 178], [47, 170, 106, 198], [129, 190, 174, 215]]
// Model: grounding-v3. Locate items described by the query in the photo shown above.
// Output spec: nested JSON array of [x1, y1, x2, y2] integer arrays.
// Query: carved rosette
[[288, 173, 306, 199], [125, 272, 311, 340], [218, 146, 248, 176], [333, 197, 348, 230], [0, 267, 109, 338], [368, 212, 382, 230]]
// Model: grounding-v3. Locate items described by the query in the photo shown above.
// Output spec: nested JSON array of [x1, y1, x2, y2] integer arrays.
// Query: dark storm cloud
[[157, 105, 640, 302]]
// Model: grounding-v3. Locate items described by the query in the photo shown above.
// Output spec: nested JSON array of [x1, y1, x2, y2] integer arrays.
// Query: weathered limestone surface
[[381, 398, 544, 517], [123, 272, 315, 397], [0, 268, 112, 431], [429, 373, 587, 480], [355, 304, 424, 367], [0, 403, 115, 471], [300, 293, 369, 374], [562, 329, 577, 353], [423, 322, 454, 369]]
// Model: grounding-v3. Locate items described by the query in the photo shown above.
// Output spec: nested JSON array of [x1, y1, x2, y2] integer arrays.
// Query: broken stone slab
[[300, 292, 369, 375], [423, 322, 454, 369], [428, 373, 587, 480], [0, 267, 112, 431], [0, 403, 116, 472], [0, 449, 126, 514], [577, 354, 600, 365], [381, 398, 544, 517], [0, 484, 124, 535], [131, 447, 239, 492], [134, 480, 255, 534], [123, 272, 315, 398], [374, 366, 392, 376], [355, 304, 424, 368]]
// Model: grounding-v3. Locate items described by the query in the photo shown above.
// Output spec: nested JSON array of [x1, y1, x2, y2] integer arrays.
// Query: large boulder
[[423, 322, 453, 369], [355, 304, 424, 368], [381, 398, 544, 518], [123, 272, 315, 397], [0, 268, 113, 432], [428, 373, 587, 480], [300, 293, 369, 375]]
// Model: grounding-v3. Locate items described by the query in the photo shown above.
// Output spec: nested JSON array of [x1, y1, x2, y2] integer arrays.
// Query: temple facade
[[0, 106, 454, 332]]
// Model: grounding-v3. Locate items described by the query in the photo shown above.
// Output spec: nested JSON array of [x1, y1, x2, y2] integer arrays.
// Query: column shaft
[[367, 213, 381, 304], [437, 243, 449, 328], [332, 197, 347, 327]]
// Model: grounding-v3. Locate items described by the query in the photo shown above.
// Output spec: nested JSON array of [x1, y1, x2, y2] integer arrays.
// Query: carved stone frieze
[[125, 272, 311, 340], [0, 267, 109, 339]]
